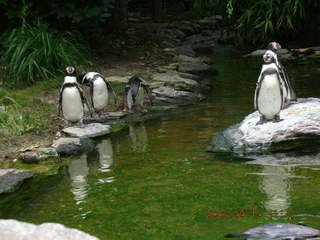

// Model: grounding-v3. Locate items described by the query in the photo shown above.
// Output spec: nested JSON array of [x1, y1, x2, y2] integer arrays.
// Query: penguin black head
[[263, 51, 276, 64], [128, 75, 143, 85], [79, 71, 89, 85], [65, 66, 76, 76], [267, 42, 281, 53]]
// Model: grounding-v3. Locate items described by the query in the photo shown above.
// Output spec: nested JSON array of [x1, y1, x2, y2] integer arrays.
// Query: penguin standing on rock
[[254, 52, 284, 125], [268, 41, 297, 104], [80, 72, 117, 117], [58, 66, 90, 127], [124, 75, 153, 113]]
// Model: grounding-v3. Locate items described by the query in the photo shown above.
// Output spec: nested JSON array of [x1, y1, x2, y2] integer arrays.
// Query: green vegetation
[[0, 79, 60, 137], [193, 0, 320, 46], [1, 23, 90, 88]]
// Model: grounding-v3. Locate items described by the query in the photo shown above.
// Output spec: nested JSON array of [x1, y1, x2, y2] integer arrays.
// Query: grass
[[0, 78, 61, 137], [1, 22, 91, 88]]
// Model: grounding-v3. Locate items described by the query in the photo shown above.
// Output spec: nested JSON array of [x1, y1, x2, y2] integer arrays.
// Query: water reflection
[[247, 153, 320, 216], [260, 165, 292, 214], [129, 123, 149, 152], [97, 138, 113, 172], [68, 154, 89, 204]]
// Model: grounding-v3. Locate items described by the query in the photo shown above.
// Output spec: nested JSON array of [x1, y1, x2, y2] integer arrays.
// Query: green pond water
[[1, 48, 320, 240]]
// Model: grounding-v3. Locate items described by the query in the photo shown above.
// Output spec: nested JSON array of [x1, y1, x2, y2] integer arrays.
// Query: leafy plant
[[226, 0, 320, 46], [1, 22, 91, 88]]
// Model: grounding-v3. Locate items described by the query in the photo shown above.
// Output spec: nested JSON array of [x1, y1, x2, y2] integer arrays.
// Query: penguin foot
[[79, 120, 85, 128], [272, 115, 283, 123], [256, 116, 268, 125]]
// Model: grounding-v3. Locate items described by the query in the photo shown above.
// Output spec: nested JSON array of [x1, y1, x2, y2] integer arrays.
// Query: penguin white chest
[[92, 78, 108, 111], [257, 74, 282, 120], [135, 87, 144, 106], [62, 87, 84, 122]]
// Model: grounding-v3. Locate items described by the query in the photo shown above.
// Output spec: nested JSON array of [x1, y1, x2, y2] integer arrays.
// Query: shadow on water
[[1, 47, 320, 239]]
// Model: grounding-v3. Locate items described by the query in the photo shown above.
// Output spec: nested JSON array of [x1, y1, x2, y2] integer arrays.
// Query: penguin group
[[254, 42, 297, 125], [58, 67, 153, 127]]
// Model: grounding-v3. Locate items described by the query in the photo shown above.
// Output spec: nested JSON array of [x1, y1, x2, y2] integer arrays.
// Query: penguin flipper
[[77, 84, 93, 117], [58, 86, 65, 116], [95, 74, 117, 105]]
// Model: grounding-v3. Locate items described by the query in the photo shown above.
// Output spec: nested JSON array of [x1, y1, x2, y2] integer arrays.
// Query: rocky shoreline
[[207, 98, 320, 155], [1, 16, 224, 198]]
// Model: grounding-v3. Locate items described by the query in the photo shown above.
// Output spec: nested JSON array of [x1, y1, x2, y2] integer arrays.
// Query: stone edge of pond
[[0, 16, 225, 194], [206, 98, 320, 156]]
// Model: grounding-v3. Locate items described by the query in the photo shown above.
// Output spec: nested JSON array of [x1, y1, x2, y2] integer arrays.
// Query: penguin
[[58, 66, 90, 127], [80, 72, 117, 117], [267, 42, 297, 103], [124, 75, 153, 113], [254, 52, 284, 125]]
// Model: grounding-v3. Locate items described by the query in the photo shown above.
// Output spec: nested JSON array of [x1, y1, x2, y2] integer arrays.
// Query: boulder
[[178, 57, 213, 75], [164, 45, 196, 57], [19, 148, 59, 164], [207, 98, 320, 154], [63, 123, 111, 138], [183, 34, 216, 52], [151, 71, 199, 91], [0, 219, 99, 240], [244, 48, 289, 57], [152, 86, 204, 105], [0, 169, 33, 194], [52, 137, 94, 156]]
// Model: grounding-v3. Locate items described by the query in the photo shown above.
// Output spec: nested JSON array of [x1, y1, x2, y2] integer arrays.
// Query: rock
[[178, 55, 213, 75], [52, 137, 94, 156], [107, 76, 130, 83], [149, 81, 165, 89], [0, 219, 99, 240], [152, 86, 204, 105], [244, 48, 289, 57], [164, 45, 196, 57], [19, 148, 59, 164], [152, 71, 199, 87], [0, 169, 33, 194], [207, 98, 320, 154], [183, 34, 216, 53], [63, 123, 111, 138], [197, 17, 219, 29]]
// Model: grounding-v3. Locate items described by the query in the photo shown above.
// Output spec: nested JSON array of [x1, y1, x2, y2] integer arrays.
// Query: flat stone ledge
[[19, 148, 59, 164], [52, 137, 94, 156], [63, 123, 111, 138], [0, 169, 34, 194]]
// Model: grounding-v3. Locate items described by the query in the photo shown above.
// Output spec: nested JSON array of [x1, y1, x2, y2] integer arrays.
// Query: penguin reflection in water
[[124, 75, 153, 113], [80, 72, 117, 117], [58, 67, 91, 127], [268, 42, 297, 105], [225, 223, 320, 240], [254, 51, 284, 125]]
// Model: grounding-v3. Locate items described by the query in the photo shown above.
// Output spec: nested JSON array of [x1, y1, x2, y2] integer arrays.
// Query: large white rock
[[63, 123, 111, 138], [208, 98, 320, 154], [239, 98, 320, 146], [0, 219, 99, 240]]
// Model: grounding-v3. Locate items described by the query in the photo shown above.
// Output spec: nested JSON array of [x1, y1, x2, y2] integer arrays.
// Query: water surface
[[1, 48, 320, 240]]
